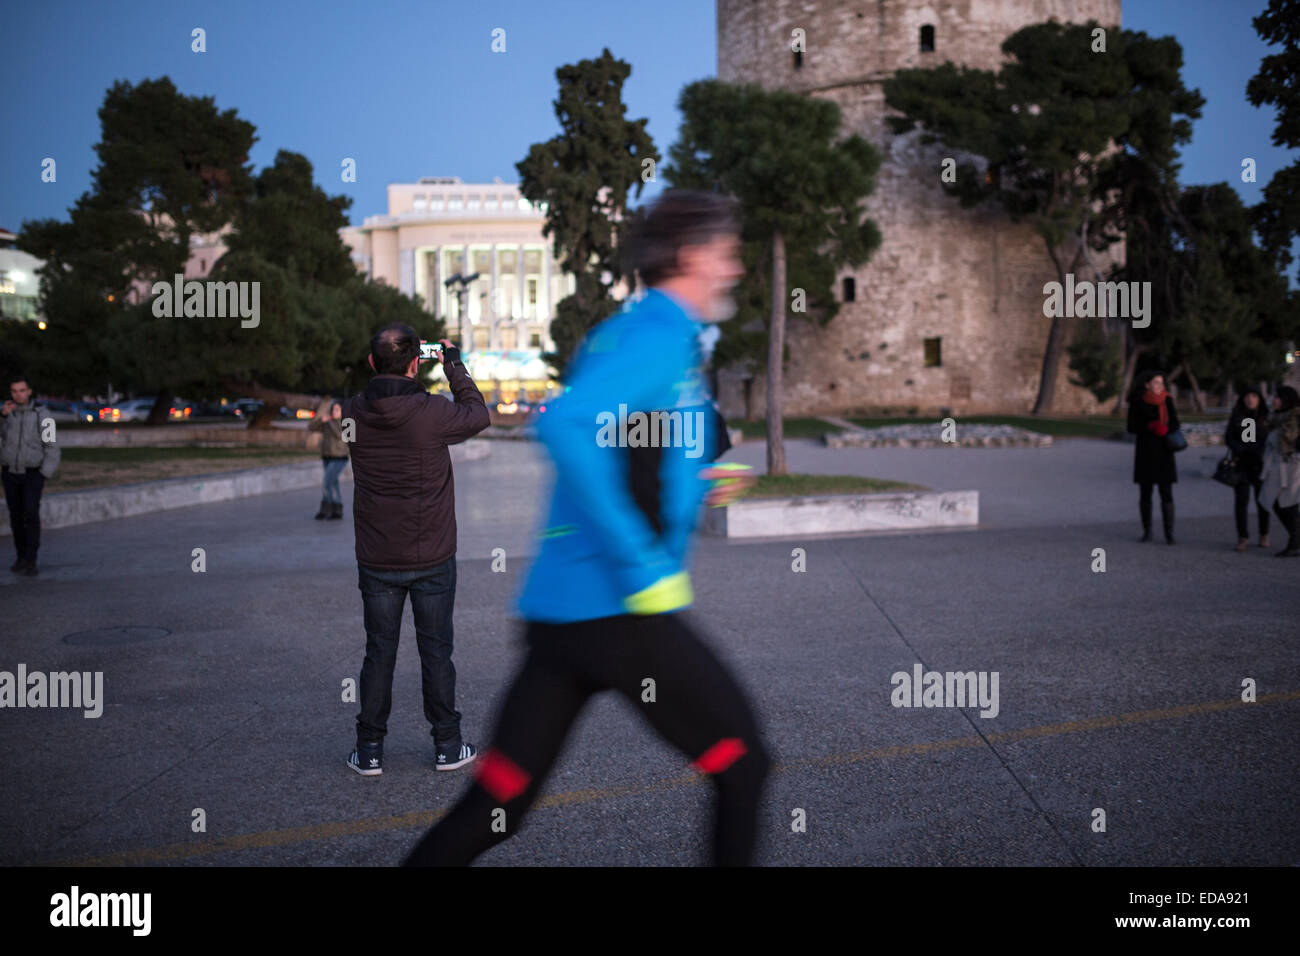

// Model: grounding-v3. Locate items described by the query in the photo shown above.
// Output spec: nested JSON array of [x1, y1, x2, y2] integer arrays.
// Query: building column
[[462, 243, 473, 347], [490, 244, 500, 351], [516, 244, 526, 351], [431, 247, 441, 319], [399, 248, 415, 297], [540, 247, 551, 351]]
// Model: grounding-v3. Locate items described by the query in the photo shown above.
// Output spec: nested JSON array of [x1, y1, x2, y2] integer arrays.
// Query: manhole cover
[[62, 626, 171, 646]]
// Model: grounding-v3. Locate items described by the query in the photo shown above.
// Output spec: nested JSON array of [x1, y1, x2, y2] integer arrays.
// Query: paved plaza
[[1, 438, 1296, 866]]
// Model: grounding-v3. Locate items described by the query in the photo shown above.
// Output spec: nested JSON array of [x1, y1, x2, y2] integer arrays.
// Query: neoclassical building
[[716, 0, 1124, 416], [340, 177, 574, 402]]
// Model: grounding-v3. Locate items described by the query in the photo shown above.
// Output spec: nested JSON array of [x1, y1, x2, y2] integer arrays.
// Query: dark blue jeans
[[2, 467, 45, 563], [322, 458, 347, 504], [356, 557, 462, 751]]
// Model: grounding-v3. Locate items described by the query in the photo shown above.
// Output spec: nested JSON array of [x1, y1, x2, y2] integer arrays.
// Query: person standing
[[1225, 388, 1270, 551], [1, 374, 61, 576], [340, 326, 490, 775], [308, 399, 349, 520], [1260, 385, 1300, 558], [402, 190, 769, 867], [1127, 370, 1180, 544]]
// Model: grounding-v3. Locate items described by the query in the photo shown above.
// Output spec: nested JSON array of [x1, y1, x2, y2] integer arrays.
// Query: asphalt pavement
[[1, 438, 1296, 866]]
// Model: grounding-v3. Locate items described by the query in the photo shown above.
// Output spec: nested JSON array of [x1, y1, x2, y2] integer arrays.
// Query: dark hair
[[1129, 369, 1165, 405], [1277, 385, 1300, 412], [369, 323, 420, 375], [8, 372, 29, 388], [1234, 387, 1267, 415], [628, 190, 740, 287]]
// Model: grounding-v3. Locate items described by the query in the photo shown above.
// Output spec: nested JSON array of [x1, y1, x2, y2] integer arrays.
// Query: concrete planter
[[704, 489, 979, 538], [1, 441, 490, 536]]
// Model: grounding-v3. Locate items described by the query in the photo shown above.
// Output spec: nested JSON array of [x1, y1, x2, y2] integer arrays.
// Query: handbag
[[1165, 428, 1188, 453], [1212, 453, 1246, 486]]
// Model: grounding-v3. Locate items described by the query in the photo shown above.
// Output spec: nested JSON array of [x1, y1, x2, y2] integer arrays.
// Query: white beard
[[698, 293, 737, 324]]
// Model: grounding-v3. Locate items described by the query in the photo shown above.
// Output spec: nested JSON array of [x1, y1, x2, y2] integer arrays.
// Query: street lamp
[[443, 272, 480, 353]]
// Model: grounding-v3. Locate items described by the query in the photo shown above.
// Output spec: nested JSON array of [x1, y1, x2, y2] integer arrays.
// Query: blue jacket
[[517, 289, 717, 623]]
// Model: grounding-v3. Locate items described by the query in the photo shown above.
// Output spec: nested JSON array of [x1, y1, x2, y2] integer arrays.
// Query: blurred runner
[[403, 190, 769, 866]]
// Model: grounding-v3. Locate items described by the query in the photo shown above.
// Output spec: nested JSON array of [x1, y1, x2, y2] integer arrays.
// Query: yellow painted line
[[57, 690, 1298, 866]]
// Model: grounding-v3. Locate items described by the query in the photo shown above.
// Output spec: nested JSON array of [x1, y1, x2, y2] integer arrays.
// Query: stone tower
[[715, 0, 1124, 417]]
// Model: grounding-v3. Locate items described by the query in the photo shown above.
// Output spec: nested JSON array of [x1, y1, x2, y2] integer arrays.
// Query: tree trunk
[[145, 393, 170, 426], [743, 376, 756, 422], [766, 230, 787, 477], [1031, 241, 1074, 415], [1115, 343, 1148, 415], [219, 377, 326, 430], [1183, 364, 1206, 414]]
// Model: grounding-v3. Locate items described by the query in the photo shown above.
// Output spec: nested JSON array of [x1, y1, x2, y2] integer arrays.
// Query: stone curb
[[0, 441, 490, 536], [704, 489, 979, 538]]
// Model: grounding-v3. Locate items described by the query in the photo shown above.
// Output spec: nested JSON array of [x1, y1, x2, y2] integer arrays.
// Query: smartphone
[[419, 342, 443, 360]]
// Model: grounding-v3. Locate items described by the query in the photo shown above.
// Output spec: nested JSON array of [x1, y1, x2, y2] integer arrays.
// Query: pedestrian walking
[[402, 190, 770, 867], [308, 399, 349, 520], [1260, 385, 1300, 558], [339, 326, 491, 775], [1225, 388, 1270, 551], [1, 373, 61, 576], [1127, 370, 1180, 544]]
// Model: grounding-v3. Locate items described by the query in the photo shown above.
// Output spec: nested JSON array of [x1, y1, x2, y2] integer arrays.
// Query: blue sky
[[3, 0, 1293, 271]]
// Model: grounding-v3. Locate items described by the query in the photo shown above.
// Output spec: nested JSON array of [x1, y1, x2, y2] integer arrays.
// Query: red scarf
[[1143, 389, 1168, 429]]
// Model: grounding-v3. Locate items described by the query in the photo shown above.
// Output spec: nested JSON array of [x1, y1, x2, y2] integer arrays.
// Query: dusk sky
[[3, 0, 1293, 275]]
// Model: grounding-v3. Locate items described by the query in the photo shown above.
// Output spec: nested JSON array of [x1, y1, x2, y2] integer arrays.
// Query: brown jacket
[[308, 403, 349, 458], [340, 362, 489, 570]]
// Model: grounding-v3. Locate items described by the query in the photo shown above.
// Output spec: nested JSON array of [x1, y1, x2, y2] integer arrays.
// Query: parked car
[[98, 396, 192, 423], [231, 398, 265, 419], [40, 399, 96, 423], [106, 397, 157, 422]]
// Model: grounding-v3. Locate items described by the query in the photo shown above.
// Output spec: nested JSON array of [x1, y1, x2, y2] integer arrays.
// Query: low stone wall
[[0, 441, 491, 536], [704, 489, 979, 538], [825, 423, 1052, 449], [56, 422, 316, 448]]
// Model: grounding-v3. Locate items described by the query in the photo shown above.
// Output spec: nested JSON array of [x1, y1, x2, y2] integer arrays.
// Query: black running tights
[[402, 612, 769, 866]]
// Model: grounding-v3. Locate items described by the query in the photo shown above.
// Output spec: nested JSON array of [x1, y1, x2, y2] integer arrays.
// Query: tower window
[[793, 50, 803, 69], [924, 337, 942, 367], [842, 276, 856, 302], [920, 25, 935, 53]]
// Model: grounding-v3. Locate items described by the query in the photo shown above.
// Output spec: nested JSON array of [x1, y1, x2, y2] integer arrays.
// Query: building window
[[920, 25, 935, 53], [924, 337, 942, 367], [431, 196, 445, 211], [530, 330, 542, 348], [448, 196, 464, 210], [517, 197, 531, 211], [473, 328, 489, 350], [842, 276, 856, 302], [793, 50, 803, 69], [413, 195, 427, 211], [500, 326, 517, 350], [467, 194, 481, 210], [527, 276, 538, 307], [485, 196, 499, 210]]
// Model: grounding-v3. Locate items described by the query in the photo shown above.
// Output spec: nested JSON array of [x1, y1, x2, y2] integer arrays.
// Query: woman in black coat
[[1225, 388, 1270, 551], [1126, 370, 1180, 544]]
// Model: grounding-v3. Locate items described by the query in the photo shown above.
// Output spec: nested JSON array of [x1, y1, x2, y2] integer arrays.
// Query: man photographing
[[341, 324, 490, 776]]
